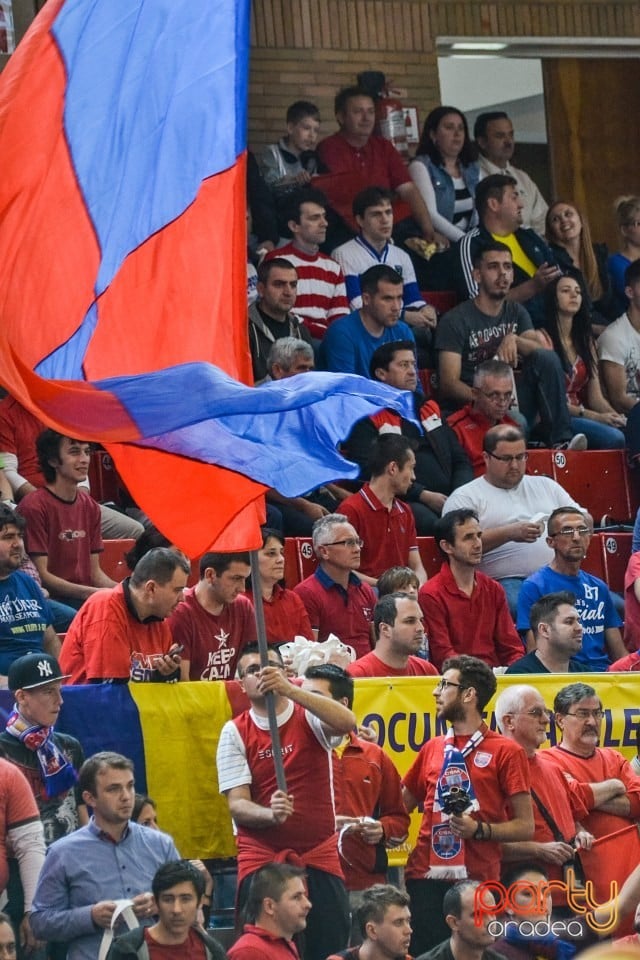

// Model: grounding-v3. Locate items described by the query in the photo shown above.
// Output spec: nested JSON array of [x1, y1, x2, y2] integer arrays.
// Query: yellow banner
[[352, 674, 640, 866]]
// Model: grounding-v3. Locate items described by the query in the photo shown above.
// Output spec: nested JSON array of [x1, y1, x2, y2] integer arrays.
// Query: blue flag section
[[0, 0, 420, 553]]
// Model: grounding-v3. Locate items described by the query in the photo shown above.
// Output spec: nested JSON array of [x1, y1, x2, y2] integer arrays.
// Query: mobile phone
[[171, 644, 184, 655]]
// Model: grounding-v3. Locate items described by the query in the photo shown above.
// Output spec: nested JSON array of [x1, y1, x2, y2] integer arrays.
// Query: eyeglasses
[[563, 709, 604, 721], [324, 538, 363, 548], [479, 390, 513, 403], [0, 946, 16, 957], [488, 451, 528, 463], [434, 678, 462, 692], [517, 707, 551, 719], [550, 527, 591, 538], [242, 663, 284, 676]]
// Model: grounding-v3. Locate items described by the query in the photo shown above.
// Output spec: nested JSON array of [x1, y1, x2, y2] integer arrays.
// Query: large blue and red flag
[[0, 0, 417, 555]]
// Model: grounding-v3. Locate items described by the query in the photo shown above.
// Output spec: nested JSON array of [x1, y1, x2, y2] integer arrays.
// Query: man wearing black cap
[[0, 653, 86, 845]]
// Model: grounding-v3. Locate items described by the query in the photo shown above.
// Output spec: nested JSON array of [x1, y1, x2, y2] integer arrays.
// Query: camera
[[440, 784, 473, 816]]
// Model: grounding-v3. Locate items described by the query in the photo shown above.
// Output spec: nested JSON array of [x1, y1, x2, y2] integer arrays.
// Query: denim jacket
[[413, 155, 480, 224]]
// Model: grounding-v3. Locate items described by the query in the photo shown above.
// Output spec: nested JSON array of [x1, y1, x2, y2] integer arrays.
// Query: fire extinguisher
[[357, 70, 409, 159]]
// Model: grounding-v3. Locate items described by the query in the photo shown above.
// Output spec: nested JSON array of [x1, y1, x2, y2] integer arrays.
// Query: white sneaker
[[567, 433, 588, 451]]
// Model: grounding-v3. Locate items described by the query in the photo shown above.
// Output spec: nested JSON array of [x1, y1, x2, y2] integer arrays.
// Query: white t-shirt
[[442, 474, 581, 580], [597, 312, 640, 399]]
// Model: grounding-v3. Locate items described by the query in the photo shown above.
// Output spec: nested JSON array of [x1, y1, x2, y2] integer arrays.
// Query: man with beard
[[516, 507, 625, 672], [401, 655, 533, 955], [435, 240, 585, 450], [0, 504, 60, 674]]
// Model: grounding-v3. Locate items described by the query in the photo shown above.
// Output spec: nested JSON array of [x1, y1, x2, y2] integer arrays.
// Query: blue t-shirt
[[318, 309, 415, 377], [516, 565, 622, 672], [0, 570, 52, 672]]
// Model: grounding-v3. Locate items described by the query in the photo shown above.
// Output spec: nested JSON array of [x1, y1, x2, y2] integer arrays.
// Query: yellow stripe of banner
[[130, 681, 237, 859]]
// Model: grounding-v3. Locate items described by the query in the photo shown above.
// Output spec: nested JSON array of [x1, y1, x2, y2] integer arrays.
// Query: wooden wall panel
[[249, 1, 640, 155], [544, 58, 640, 249]]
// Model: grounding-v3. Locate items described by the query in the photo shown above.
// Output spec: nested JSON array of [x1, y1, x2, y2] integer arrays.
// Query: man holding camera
[[401, 655, 533, 955]]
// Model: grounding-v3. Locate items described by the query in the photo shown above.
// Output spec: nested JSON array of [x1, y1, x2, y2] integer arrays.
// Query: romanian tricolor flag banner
[[54, 682, 247, 859], [0, 0, 419, 554]]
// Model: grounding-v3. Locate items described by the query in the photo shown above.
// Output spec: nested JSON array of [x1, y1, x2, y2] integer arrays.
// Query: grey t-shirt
[[435, 299, 533, 386]]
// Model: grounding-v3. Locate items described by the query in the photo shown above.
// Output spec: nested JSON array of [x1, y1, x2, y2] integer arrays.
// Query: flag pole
[[249, 548, 288, 792]]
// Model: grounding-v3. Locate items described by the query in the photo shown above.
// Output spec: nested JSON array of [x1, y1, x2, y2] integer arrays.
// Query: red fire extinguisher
[[357, 70, 409, 159]]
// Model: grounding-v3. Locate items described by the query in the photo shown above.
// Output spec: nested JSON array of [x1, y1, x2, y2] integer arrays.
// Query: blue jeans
[[48, 599, 77, 633], [497, 576, 525, 620], [570, 416, 625, 450]]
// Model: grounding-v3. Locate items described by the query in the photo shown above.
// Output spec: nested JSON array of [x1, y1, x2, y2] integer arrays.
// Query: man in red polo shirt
[[348, 593, 437, 678], [340, 434, 427, 586], [294, 514, 376, 659], [418, 508, 522, 670], [228, 862, 310, 960], [317, 86, 441, 247], [447, 359, 519, 477]]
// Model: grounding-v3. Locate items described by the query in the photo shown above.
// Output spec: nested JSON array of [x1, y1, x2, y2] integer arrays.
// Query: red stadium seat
[[284, 538, 316, 589], [599, 532, 632, 595], [101, 539, 136, 582], [88, 448, 123, 503], [526, 450, 555, 479], [417, 536, 442, 578], [582, 534, 607, 583], [550, 450, 633, 524], [421, 290, 458, 315]]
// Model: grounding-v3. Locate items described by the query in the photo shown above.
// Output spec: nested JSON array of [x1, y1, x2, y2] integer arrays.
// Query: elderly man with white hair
[[494, 683, 622, 895]]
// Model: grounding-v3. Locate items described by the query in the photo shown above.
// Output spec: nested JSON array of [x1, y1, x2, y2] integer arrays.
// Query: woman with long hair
[[545, 200, 614, 330], [608, 195, 640, 317], [409, 105, 479, 242], [542, 275, 626, 449], [245, 527, 314, 644]]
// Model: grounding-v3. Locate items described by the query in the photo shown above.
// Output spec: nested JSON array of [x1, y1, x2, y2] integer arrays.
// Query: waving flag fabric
[[0, 0, 418, 555]]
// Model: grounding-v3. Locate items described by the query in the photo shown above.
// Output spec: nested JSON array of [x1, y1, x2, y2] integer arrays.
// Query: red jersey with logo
[[340, 484, 418, 579], [294, 571, 375, 659], [169, 586, 256, 680], [224, 703, 338, 861], [403, 728, 530, 881], [59, 581, 175, 682], [18, 487, 102, 588]]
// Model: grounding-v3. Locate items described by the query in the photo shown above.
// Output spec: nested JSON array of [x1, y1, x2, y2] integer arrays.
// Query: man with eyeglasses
[[515, 507, 625, 672], [494, 683, 605, 901], [447, 359, 521, 477], [506, 591, 585, 675], [540, 682, 640, 845], [294, 514, 377, 659], [401, 654, 533, 954], [216, 644, 355, 960], [436, 239, 586, 450], [443, 425, 586, 617]]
